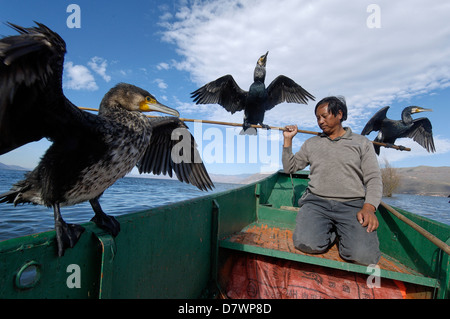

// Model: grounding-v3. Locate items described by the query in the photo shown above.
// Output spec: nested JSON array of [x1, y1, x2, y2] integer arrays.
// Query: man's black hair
[[314, 96, 347, 122]]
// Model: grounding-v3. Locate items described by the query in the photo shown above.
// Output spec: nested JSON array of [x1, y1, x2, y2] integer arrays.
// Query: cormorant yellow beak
[[258, 51, 269, 66], [140, 97, 180, 116], [412, 107, 433, 114]]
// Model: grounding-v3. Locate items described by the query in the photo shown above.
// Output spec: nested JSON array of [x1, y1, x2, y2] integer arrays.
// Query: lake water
[[0, 169, 448, 242], [0, 169, 238, 242], [382, 193, 449, 226]]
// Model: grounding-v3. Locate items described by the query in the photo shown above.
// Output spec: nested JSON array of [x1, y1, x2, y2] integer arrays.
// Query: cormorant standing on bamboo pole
[[191, 52, 315, 134], [361, 106, 435, 155], [0, 22, 213, 256]]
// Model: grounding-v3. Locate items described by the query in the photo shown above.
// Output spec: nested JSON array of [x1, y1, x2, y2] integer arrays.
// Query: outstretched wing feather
[[361, 106, 390, 135], [191, 75, 247, 114], [266, 75, 315, 110], [407, 118, 435, 153], [0, 22, 97, 155], [137, 117, 214, 191]]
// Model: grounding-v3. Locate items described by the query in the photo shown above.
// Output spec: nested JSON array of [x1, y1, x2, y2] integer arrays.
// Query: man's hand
[[357, 204, 379, 232], [283, 125, 298, 147]]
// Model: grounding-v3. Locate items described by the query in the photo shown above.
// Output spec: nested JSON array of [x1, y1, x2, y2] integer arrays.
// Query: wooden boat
[[0, 170, 448, 299]]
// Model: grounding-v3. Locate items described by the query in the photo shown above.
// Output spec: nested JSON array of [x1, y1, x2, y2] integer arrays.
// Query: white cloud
[[88, 56, 111, 82], [156, 62, 170, 70], [160, 0, 450, 130], [154, 78, 168, 89], [119, 69, 132, 77], [173, 96, 212, 116], [63, 61, 98, 91]]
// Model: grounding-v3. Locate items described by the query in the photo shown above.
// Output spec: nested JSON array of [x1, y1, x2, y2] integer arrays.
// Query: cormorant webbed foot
[[55, 222, 85, 257], [53, 204, 85, 257], [260, 123, 271, 130], [239, 121, 257, 135], [242, 122, 251, 132], [90, 213, 120, 236], [90, 198, 121, 237]]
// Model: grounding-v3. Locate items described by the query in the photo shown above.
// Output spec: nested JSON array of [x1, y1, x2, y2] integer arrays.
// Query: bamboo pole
[[78, 107, 411, 152], [380, 201, 450, 255]]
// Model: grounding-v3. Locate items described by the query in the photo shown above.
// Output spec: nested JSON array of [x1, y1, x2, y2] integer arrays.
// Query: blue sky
[[1, 0, 450, 176]]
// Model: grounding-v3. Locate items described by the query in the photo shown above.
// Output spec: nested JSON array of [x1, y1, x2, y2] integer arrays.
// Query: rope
[[290, 173, 295, 206]]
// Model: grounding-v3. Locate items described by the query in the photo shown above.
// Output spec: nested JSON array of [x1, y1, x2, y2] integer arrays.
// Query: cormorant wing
[[406, 118, 436, 153], [266, 75, 315, 110], [0, 22, 97, 155], [361, 106, 390, 135], [136, 117, 214, 191], [191, 75, 247, 114]]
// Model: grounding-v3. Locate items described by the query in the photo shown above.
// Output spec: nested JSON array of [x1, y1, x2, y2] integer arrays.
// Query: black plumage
[[191, 51, 315, 134], [0, 22, 213, 256], [361, 106, 435, 155]]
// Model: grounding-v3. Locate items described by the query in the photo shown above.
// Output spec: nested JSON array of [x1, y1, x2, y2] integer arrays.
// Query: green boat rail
[[0, 170, 449, 299]]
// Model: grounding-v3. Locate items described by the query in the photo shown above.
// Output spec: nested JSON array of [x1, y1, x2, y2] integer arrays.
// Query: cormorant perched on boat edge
[[0, 22, 214, 256], [191, 51, 315, 135], [361, 106, 435, 155]]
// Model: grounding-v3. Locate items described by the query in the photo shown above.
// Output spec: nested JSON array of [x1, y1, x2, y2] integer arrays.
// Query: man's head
[[314, 96, 347, 123], [314, 96, 347, 136]]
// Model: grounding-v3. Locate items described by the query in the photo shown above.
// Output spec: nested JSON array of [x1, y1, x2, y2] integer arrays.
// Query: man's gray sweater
[[282, 127, 382, 209]]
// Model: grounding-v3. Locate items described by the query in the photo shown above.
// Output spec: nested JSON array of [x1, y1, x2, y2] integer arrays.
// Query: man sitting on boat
[[282, 96, 382, 266]]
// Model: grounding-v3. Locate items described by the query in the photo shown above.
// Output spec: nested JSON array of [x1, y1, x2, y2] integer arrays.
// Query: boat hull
[[0, 170, 448, 299]]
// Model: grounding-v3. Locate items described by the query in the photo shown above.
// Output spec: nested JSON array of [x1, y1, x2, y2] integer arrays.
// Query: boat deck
[[219, 221, 437, 298], [222, 222, 413, 273]]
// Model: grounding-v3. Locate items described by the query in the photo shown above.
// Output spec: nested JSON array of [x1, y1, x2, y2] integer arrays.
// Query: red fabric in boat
[[225, 254, 405, 299]]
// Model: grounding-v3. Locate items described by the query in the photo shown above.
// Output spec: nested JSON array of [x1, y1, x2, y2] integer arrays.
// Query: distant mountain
[[2, 162, 448, 197], [209, 174, 250, 184], [213, 166, 450, 197], [127, 172, 271, 184], [0, 162, 29, 171], [395, 166, 450, 197], [210, 173, 272, 184]]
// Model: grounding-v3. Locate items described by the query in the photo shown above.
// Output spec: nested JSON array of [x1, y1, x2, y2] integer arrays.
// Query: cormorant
[[361, 106, 435, 155], [0, 22, 213, 256], [191, 52, 315, 134]]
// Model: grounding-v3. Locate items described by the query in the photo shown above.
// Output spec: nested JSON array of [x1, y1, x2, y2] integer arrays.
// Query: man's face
[[315, 103, 343, 135]]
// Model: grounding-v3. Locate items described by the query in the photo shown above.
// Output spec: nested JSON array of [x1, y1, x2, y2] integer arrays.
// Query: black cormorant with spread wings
[[191, 52, 315, 134], [0, 22, 213, 256], [361, 106, 435, 155]]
